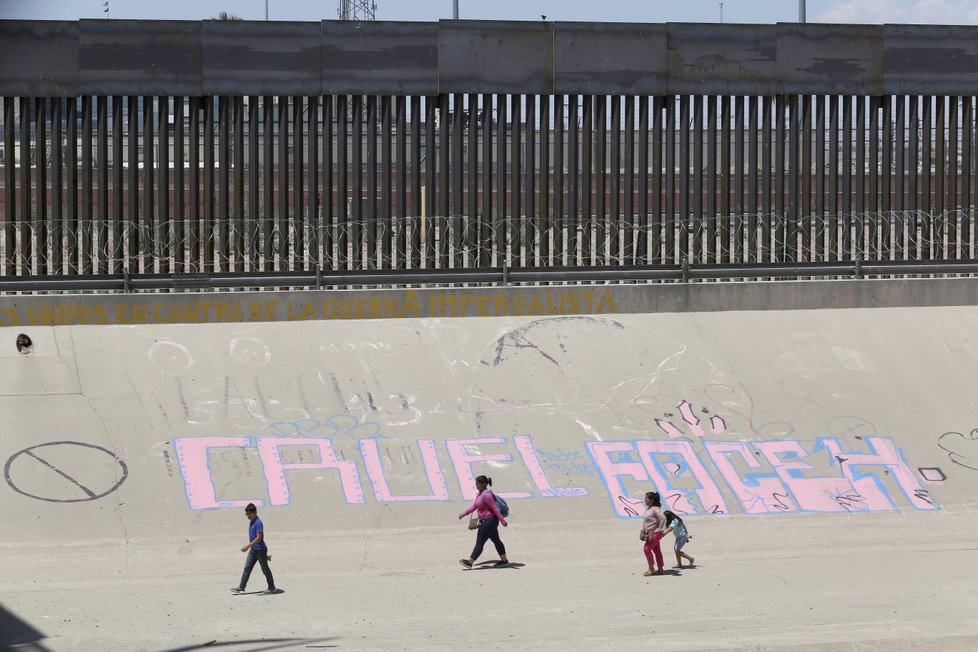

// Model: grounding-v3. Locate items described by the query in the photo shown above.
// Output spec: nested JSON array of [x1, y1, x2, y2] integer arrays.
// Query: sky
[[2, 0, 978, 24]]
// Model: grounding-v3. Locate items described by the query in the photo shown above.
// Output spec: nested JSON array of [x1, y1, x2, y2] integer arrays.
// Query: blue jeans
[[239, 548, 275, 591], [470, 516, 506, 560]]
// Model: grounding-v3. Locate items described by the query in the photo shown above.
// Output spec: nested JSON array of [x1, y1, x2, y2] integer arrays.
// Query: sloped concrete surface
[[1, 301, 977, 650]]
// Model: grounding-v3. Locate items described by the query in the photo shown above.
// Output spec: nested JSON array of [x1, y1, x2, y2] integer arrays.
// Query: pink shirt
[[641, 506, 666, 536], [459, 489, 507, 525]]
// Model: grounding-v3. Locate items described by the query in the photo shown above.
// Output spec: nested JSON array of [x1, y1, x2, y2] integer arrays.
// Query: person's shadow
[[471, 561, 525, 570]]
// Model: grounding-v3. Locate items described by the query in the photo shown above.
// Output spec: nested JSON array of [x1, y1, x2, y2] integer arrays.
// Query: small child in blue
[[663, 510, 696, 569]]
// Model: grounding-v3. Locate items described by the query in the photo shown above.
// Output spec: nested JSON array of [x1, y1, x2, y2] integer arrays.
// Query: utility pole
[[265, 0, 268, 21], [453, 0, 459, 19], [799, 0, 806, 22]]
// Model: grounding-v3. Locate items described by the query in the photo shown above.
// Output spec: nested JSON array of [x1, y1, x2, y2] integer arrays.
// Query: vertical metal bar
[[694, 95, 706, 264], [480, 93, 493, 268], [904, 95, 923, 260], [396, 95, 407, 269], [894, 95, 905, 260], [855, 96, 867, 260], [36, 99, 47, 275], [381, 95, 392, 270], [594, 95, 606, 266], [451, 92, 464, 269], [437, 93, 450, 268], [174, 97, 185, 272], [959, 95, 975, 258], [201, 96, 214, 272], [52, 98, 63, 275], [609, 95, 621, 264], [568, 95, 579, 265], [693, 95, 705, 264], [787, 95, 800, 263], [814, 95, 825, 262], [468, 92, 480, 269], [307, 95, 319, 272], [525, 93, 537, 267], [581, 95, 592, 265], [747, 96, 759, 262], [841, 95, 852, 260], [124, 96, 136, 271], [652, 96, 664, 265], [948, 96, 959, 258], [424, 96, 436, 266], [665, 96, 676, 263], [869, 96, 881, 260], [262, 95, 274, 270], [293, 96, 305, 270], [323, 95, 335, 271], [678, 95, 691, 263], [827, 96, 838, 261], [637, 95, 649, 265], [776, 94, 788, 263], [624, 95, 634, 264], [95, 96, 107, 274], [935, 95, 946, 259], [142, 97, 155, 273], [2, 98, 13, 274], [881, 95, 893, 260], [714, 95, 726, 264], [555, 94, 566, 265], [218, 96, 230, 272], [534, 95, 553, 265], [189, 96, 202, 271], [761, 96, 772, 261], [732, 95, 744, 264], [921, 96, 932, 259], [158, 97, 170, 272], [79, 96, 91, 274], [234, 96, 245, 273], [800, 94, 812, 262], [509, 94, 521, 266], [410, 96, 421, 269], [66, 98, 78, 274], [351, 94, 363, 270], [365, 94, 377, 269], [277, 95, 289, 269], [247, 96, 259, 271], [18, 97, 31, 274]]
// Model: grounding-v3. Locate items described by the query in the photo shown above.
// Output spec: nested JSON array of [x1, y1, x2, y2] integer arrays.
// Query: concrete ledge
[[1, 276, 977, 327]]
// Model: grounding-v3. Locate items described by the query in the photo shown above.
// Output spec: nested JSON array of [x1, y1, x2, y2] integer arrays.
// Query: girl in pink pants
[[640, 491, 667, 576]]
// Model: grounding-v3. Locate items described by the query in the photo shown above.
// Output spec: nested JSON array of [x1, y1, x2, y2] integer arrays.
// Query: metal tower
[[338, 0, 377, 21]]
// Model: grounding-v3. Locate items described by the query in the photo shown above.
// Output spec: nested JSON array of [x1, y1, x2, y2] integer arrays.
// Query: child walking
[[663, 510, 695, 568], [640, 491, 667, 576]]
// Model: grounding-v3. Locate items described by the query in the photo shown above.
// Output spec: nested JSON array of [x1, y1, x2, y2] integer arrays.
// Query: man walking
[[231, 503, 281, 595]]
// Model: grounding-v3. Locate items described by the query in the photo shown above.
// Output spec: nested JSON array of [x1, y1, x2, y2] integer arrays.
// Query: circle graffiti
[[4, 441, 128, 503]]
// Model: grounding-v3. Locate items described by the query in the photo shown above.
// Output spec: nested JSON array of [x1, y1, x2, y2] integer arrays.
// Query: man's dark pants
[[239, 549, 275, 591]]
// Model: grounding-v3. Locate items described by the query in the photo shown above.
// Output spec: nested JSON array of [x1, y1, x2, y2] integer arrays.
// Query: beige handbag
[[467, 514, 479, 530]]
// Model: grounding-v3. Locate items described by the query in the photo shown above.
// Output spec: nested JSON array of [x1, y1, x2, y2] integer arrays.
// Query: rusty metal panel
[[202, 21, 319, 96], [668, 24, 779, 95], [322, 21, 437, 95], [778, 24, 883, 95], [80, 20, 201, 96], [553, 23, 667, 95], [439, 21, 553, 94], [884, 25, 978, 95], [0, 21, 79, 96]]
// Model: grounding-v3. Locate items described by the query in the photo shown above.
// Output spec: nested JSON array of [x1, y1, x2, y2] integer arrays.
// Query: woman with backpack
[[457, 475, 509, 568]]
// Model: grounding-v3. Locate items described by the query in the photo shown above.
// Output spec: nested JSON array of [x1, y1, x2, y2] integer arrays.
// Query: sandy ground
[[4, 511, 978, 651]]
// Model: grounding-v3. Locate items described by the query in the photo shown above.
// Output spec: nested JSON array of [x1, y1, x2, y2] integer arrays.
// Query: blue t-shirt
[[249, 517, 267, 552]]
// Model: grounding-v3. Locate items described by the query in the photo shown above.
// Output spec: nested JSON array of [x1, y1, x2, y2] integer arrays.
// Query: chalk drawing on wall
[[4, 441, 128, 503], [937, 428, 978, 472]]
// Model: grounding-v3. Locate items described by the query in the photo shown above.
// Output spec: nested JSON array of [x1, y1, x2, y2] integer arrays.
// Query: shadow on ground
[[0, 602, 49, 651]]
